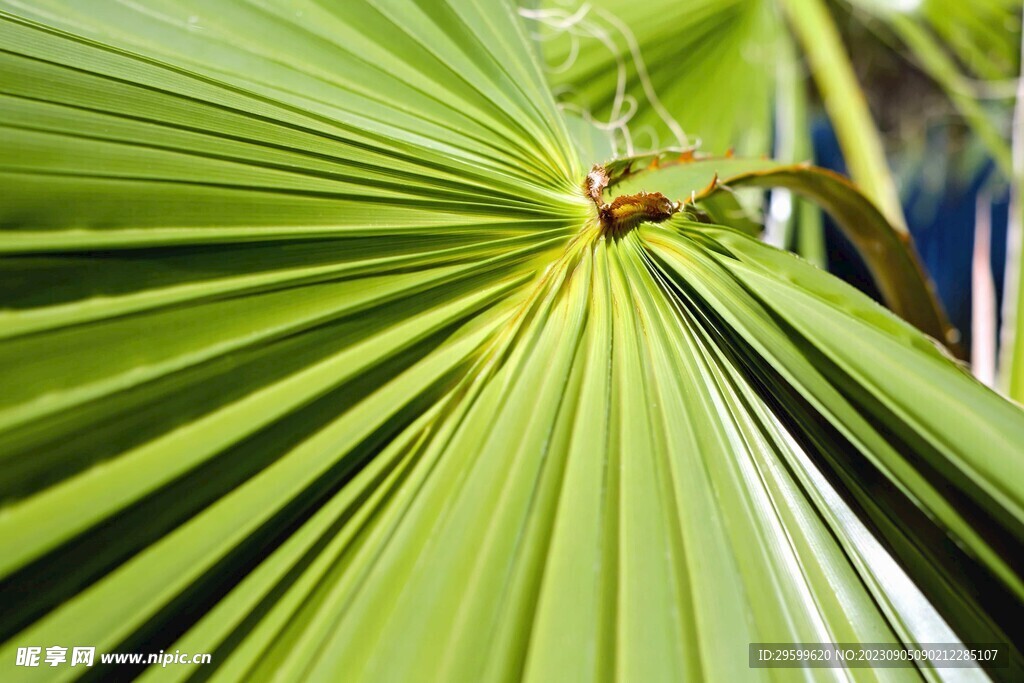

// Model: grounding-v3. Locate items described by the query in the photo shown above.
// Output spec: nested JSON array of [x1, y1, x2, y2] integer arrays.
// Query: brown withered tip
[[583, 164, 680, 236], [599, 191, 679, 236], [585, 164, 609, 205]]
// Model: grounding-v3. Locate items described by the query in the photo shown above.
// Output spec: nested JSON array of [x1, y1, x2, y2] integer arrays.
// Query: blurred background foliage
[[528, 0, 1021, 392]]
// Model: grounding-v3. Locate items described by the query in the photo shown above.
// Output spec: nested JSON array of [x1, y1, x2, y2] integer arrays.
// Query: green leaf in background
[[528, 0, 778, 157], [843, 0, 1017, 181], [535, 0, 1018, 244], [0, 2, 1022, 682]]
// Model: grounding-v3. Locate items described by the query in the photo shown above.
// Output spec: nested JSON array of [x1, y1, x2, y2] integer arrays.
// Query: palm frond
[[0, 2, 1022, 682]]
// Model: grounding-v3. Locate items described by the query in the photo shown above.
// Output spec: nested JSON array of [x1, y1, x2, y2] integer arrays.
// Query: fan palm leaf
[[0, 1, 1021, 681]]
